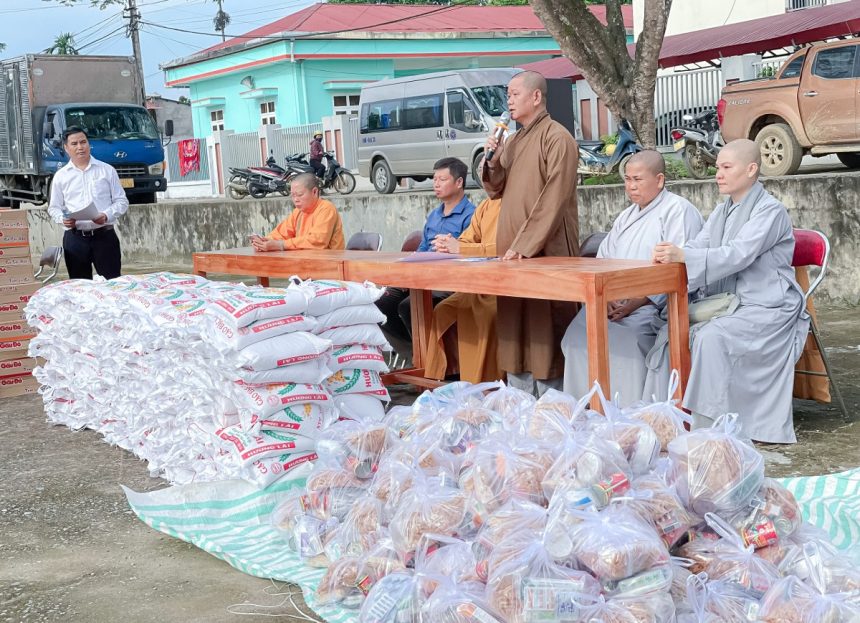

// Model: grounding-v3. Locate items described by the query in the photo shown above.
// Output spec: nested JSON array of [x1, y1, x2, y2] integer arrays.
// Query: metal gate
[[654, 67, 724, 148]]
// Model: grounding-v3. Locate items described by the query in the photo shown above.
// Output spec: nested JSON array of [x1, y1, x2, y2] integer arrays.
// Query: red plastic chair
[[791, 229, 848, 418]]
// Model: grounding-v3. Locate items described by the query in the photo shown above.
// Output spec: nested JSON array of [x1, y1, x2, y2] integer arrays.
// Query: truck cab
[[42, 103, 169, 204]]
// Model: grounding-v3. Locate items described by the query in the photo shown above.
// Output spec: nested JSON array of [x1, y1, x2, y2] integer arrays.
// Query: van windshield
[[64, 106, 160, 140], [470, 85, 508, 117]]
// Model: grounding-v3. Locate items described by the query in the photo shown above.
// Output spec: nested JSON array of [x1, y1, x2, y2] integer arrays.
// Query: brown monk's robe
[[482, 110, 580, 380], [425, 198, 502, 383]]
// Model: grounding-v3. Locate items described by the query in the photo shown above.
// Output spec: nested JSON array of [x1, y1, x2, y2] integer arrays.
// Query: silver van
[[357, 68, 519, 194]]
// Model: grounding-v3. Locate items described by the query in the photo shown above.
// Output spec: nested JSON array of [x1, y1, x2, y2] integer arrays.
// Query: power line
[[140, 0, 475, 42], [76, 24, 128, 52]]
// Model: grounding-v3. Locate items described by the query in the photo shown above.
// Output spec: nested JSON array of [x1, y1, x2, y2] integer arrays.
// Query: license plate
[[120, 178, 134, 188], [673, 139, 686, 152]]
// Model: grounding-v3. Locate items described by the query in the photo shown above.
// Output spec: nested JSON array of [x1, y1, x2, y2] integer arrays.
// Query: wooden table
[[192, 248, 690, 406]]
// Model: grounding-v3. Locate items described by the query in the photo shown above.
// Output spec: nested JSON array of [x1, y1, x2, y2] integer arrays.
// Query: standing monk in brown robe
[[482, 70, 580, 396]]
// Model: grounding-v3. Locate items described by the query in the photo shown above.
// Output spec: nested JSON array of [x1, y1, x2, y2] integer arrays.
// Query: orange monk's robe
[[268, 198, 345, 250], [425, 198, 502, 383]]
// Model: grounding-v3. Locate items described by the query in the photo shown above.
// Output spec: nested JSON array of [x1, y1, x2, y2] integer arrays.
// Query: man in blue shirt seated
[[377, 157, 476, 360]]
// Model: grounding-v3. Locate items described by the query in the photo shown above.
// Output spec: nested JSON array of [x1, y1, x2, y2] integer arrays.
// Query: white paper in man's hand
[[67, 202, 101, 221]]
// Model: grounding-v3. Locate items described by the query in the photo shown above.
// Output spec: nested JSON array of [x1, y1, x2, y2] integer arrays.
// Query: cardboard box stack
[[0, 211, 39, 398]]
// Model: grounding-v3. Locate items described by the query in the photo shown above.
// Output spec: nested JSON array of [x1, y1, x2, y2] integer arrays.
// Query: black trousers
[[63, 228, 122, 280], [309, 158, 325, 177], [376, 287, 449, 351]]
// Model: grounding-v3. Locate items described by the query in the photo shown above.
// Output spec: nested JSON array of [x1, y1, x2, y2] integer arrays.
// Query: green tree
[[213, 0, 230, 41], [529, 0, 671, 148], [44, 32, 80, 55], [0, 43, 6, 53]]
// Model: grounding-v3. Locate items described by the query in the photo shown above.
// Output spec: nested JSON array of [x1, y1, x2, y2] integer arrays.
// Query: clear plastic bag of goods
[[778, 539, 860, 594], [300, 279, 385, 316], [420, 576, 506, 623], [410, 383, 501, 455], [624, 473, 697, 549], [382, 432, 462, 483], [541, 432, 631, 504], [569, 504, 670, 584], [327, 344, 390, 373], [314, 304, 387, 333], [459, 435, 553, 530], [304, 460, 370, 521], [315, 417, 395, 480], [525, 387, 597, 441], [758, 573, 860, 623], [324, 368, 390, 401], [413, 534, 483, 587], [484, 533, 602, 623], [210, 285, 313, 327], [675, 530, 721, 575], [203, 313, 319, 351], [358, 570, 424, 623], [694, 512, 780, 599], [480, 382, 537, 424], [236, 331, 331, 371], [236, 359, 332, 385], [627, 370, 693, 453], [388, 475, 468, 567], [577, 592, 677, 623], [344, 532, 407, 602], [667, 414, 764, 517], [590, 414, 661, 476], [315, 555, 367, 608], [368, 455, 417, 521], [727, 477, 802, 550], [676, 572, 763, 623], [472, 499, 547, 583], [270, 496, 339, 567], [324, 494, 386, 562]]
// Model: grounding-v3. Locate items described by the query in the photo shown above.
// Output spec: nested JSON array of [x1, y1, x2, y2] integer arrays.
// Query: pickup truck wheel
[[836, 152, 860, 169], [756, 123, 803, 176]]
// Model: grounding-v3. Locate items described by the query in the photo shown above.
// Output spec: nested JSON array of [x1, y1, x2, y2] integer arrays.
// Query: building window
[[333, 94, 360, 116], [210, 109, 224, 132], [260, 100, 276, 125]]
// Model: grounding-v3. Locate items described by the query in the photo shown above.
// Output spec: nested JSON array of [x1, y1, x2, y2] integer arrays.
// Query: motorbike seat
[[578, 140, 604, 149]]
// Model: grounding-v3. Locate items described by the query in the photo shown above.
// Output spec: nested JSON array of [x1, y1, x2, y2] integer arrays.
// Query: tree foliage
[[529, 0, 671, 148], [44, 32, 80, 55]]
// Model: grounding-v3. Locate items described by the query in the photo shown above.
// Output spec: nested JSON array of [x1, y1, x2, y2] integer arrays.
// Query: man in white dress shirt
[[48, 127, 129, 279]]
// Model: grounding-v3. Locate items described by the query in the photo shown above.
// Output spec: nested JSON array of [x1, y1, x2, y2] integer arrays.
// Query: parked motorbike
[[671, 108, 723, 179], [577, 119, 642, 177], [245, 153, 293, 199], [227, 166, 252, 200]]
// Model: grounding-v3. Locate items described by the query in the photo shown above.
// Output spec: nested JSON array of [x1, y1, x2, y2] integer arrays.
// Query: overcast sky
[[1, 0, 316, 97]]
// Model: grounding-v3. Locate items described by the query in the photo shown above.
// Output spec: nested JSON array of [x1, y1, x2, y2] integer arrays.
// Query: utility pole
[[123, 0, 147, 104]]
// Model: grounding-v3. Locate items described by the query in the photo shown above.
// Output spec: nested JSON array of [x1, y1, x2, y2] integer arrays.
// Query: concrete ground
[[1, 302, 858, 622]]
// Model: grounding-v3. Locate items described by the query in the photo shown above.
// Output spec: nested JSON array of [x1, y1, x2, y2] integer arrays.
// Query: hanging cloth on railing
[[178, 139, 200, 177]]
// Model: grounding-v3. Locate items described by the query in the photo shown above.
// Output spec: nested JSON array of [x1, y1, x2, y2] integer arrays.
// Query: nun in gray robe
[[644, 181, 809, 443], [561, 188, 703, 404]]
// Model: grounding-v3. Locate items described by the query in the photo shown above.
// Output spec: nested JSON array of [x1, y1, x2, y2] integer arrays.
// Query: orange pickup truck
[[718, 40, 860, 176]]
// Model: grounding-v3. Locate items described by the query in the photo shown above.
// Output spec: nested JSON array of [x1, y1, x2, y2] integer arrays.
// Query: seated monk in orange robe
[[251, 173, 345, 251], [425, 198, 502, 383]]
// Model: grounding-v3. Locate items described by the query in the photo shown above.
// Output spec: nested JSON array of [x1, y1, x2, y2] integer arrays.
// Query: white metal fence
[[268, 122, 322, 161], [342, 117, 360, 171], [786, 0, 828, 10], [654, 67, 724, 148], [219, 131, 260, 190], [752, 59, 786, 78]]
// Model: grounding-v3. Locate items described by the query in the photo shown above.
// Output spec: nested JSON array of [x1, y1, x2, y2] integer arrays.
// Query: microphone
[[485, 111, 510, 163]]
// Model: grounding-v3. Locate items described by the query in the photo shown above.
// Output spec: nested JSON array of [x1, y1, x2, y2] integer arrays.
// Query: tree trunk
[[529, 0, 672, 149]]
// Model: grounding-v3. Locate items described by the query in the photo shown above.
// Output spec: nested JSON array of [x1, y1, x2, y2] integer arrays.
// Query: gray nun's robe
[[561, 189, 704, 405], [643, 181, 809, 444]]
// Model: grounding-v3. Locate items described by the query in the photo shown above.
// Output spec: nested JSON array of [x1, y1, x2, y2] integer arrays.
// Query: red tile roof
[[520, 0, 860, 80], [200, 3, 633, 55]]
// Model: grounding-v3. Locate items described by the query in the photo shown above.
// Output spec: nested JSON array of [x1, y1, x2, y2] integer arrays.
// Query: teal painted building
[[162, 3, 633, 138]]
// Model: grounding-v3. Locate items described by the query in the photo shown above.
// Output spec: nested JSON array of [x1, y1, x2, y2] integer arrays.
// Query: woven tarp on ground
[[124, 467, 860, 623]]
